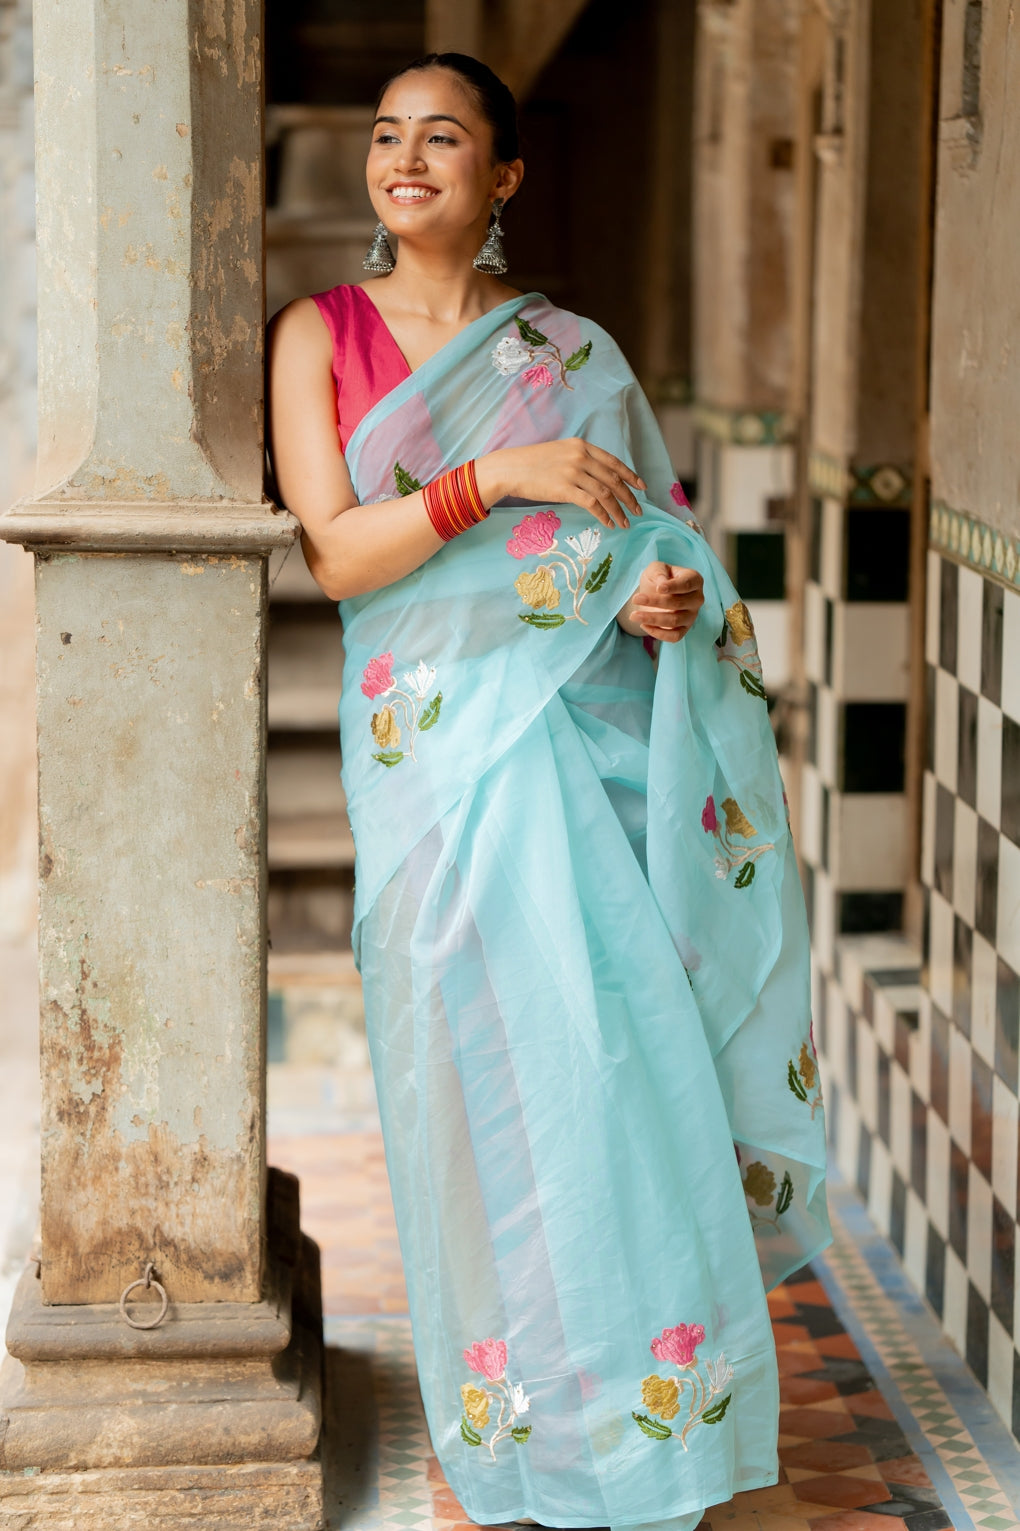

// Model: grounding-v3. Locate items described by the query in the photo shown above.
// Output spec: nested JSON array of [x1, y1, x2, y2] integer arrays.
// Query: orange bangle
[[424, 461, 489, 542]]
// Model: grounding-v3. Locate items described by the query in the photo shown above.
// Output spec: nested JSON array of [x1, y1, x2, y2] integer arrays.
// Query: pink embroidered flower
[[701, 795, 718, 834], [670, 481, 691, 509], [361, 651, 395, 700], [463, 1338, 508, 1381], [506, 510, 561, 560], [521, 364, 554, 390], [651, 1323, 706, 1370]]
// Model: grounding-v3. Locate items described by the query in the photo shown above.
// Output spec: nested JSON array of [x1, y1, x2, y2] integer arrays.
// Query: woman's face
[[367, 69, 520, 245]]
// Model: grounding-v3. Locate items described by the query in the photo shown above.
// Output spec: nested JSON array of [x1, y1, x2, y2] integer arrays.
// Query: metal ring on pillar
[[118, 1261, 169, 1330]]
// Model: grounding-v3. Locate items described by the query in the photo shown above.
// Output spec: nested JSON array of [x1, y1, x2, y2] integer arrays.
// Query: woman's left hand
[[619, 561, 705, 643]]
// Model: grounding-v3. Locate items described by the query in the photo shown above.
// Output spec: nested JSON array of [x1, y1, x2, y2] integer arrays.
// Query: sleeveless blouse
[[311, 283, 411, 452]]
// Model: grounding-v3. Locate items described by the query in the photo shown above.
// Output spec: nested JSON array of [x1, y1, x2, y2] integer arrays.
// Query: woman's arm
[[266, 299, 648, 601]]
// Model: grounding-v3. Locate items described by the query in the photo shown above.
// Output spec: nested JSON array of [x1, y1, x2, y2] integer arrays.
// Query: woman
[[268, 53, 829, 1531]]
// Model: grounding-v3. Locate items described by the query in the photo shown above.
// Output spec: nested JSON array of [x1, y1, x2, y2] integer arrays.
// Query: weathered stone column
[[0, 0, 324, 1524]]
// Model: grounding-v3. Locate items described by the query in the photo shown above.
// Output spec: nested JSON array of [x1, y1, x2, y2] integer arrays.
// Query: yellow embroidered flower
[[460, 1383, 490, 1429], [371, 705, 401, 749], [725, 601, 755, 644], [743, 1160, 776, 1207], [641, 1374, 680, 1420], [721, 797, 757, 838], [515, 566, 561, 610], [798, 1041, 817, 1091]]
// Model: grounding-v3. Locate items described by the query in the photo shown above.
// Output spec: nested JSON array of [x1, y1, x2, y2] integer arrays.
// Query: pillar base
[[0, 1458, 324, 1529], [0, 1171, 324, 1528]]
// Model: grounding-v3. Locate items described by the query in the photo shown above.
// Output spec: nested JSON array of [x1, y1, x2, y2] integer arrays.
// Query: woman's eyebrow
[[372, 113, 471, 131]]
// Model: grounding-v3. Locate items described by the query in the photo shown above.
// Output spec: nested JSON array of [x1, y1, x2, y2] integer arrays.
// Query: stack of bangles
[[423, 460, 489, 542]]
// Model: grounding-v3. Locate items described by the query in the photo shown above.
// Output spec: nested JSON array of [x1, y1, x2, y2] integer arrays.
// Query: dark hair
[[377, 52, 520, 164]]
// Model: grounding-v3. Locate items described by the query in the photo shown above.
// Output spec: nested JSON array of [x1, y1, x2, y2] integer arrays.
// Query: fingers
[[585, 443, 646, 495], [576, 470, 633, 530]]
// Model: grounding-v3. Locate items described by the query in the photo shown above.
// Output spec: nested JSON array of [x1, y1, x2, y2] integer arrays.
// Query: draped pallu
[[339, 295, 830, 1530]]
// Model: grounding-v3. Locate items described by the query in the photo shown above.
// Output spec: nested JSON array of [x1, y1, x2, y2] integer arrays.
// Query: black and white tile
[[814, 544, 1020, 1442]]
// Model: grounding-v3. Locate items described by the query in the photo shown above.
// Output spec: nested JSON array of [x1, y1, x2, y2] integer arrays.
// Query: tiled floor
[[268, 1024, 1020, 1531]]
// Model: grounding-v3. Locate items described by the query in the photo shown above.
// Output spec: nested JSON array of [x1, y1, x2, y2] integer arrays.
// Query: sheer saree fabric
[[339, 294, 830, 1529]]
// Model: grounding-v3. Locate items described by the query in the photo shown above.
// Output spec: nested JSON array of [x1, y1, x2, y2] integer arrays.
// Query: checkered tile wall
[[809, 542, 1020, 1443]]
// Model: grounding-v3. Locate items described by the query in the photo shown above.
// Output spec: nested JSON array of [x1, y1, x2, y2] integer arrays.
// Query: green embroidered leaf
[[734, 862, 756, 889], [632, 1411, 672, 1441], [776, 1170, 794, 1216], [715, 618, 730, 649], [514, 314, 549, 347], [564, 340, 592, 371], [460, 1416, 483, 1446], [585, 553, 613, 593], [419, 692, 443, 731], [739, 669, 767, 699], [787, 1058, 809, 1102], [394, 461, 423, 497], [702, 1393, 732, 1425], [511, 1425, 532, 1444], [372, 750, 404, 767], [519, 611, 567, 629]]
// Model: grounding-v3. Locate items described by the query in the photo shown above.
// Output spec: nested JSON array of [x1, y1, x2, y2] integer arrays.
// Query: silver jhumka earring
[[473, 198, 507, 275], [363, 221, 395, 274]]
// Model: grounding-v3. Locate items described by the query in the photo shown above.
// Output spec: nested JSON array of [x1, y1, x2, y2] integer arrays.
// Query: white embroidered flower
[[566, 527, 602, 559], [491, 336, 532, 376], [706, 1354, 733, 1393], [403, 659, 436, 699], [714, 859, 728, 880], [509, 1382, 530, 1416]]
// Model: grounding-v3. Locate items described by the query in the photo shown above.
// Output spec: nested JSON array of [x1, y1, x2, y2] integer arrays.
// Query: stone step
[[268, 812, 355, 871], [267, 608, 344, 731], [267, 105, 377, 221], [267, 740, 346, 824]]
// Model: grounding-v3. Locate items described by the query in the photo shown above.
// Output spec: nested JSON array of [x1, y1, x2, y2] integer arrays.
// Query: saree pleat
[[341, 294, 830, 1526]]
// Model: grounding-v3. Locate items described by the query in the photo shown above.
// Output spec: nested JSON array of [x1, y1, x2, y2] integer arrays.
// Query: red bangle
[[423, 461, 489, 542]]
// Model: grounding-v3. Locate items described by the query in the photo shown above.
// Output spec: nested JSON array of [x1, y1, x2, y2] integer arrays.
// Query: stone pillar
[[797, 0, 928, 959], [691, 0, 800, 698], [0, 0, 324, 1523]]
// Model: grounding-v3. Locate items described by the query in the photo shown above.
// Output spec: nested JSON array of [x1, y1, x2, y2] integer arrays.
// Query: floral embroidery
[[458, 1337, 532, 1457], [507, 512, 612, 628], [491, 315, 592, 390], [788, 1035, 823, 1117], [394, 461, 423, 497], [715, 600, 766, 700], [670, 480, 707, 537], [701, 793, 775, 887], [633, 1322, 733, 1448], [362, 654, 442, 767], [515, 566, 560, 610], [740, 1151, 794, 1233]]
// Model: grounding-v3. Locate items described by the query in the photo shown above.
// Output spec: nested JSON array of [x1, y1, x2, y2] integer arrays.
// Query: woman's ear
[[494, 158, 524, 205]]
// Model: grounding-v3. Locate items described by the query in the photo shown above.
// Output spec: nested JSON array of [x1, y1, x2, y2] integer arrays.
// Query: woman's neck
[[364, 240, 518, 326]]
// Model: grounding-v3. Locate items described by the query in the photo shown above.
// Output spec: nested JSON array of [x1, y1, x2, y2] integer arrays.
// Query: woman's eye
[[374, 134, 399, 145], [429, 134, 456, 145]]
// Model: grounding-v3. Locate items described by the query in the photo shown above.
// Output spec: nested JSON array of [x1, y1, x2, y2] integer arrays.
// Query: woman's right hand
[[475, 439, 646, 530]]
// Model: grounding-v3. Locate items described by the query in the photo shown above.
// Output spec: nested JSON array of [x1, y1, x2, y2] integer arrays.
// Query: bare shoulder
[[267, 296, 331, 361]]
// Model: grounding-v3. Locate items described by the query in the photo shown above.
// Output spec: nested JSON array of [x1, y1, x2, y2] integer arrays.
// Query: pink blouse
[[310, 283, 411, 452]]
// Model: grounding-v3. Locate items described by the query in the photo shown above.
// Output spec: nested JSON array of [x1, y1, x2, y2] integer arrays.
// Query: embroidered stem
[[388, 689, 419, 761]]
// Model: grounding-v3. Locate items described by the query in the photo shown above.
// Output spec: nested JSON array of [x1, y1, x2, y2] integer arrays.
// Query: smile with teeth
[[388, 186, 439, 202]]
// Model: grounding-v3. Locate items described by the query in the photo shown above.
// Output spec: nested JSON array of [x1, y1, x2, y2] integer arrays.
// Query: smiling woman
[[266, 51, 829, 1531]]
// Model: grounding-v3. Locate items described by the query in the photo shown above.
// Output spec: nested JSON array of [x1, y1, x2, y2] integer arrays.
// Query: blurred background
[[3, 0, 1020, 1453]]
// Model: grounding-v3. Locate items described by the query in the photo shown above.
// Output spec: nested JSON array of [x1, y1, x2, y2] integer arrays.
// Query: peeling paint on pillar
[[33, 0, 264, 504], [36, 553, 267, 1305]]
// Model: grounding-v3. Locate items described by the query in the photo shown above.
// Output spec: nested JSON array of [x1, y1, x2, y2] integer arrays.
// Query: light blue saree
[[339, 294, 830, 1530]]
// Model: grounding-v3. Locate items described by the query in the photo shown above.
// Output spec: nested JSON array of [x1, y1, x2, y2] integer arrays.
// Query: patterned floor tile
[[271, 1119, 971, 1531]]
